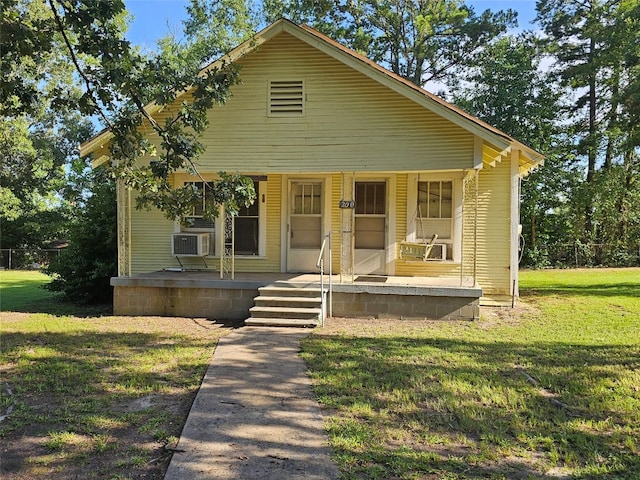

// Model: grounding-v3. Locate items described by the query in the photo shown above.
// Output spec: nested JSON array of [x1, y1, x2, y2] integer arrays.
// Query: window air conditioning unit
[[426, 243, 447, 260], [172, 233, 210, 257]]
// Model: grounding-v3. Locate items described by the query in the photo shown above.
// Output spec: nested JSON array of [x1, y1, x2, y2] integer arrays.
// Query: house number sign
[[339, 200, 356, 209]]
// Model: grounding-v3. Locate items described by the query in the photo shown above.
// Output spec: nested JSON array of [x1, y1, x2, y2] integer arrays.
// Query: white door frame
[[352, 175, 396, 276], [281, 175, 332, 273]]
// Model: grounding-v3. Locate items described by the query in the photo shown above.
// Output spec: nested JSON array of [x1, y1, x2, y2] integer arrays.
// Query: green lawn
[[303, 268, 640, 479], [2, 269, 639, 479], [0, 270, 232, 479], [0, 270, 59, 311], [0, 270, 109, 316]]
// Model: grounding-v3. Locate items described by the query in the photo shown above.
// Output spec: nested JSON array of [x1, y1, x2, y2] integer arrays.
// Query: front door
[[287, 181, 323, 272], [354, 181, 387, 274]]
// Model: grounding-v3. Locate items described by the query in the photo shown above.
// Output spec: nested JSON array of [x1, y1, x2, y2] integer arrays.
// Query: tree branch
[[47, 0, 114, 130]]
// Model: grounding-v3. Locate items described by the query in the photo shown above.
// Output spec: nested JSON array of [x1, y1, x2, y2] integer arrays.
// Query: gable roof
[[82, 18, 543, 174]]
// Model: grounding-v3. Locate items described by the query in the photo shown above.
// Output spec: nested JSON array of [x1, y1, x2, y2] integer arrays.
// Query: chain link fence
[[522, 242, 640, 268], [0, 249, 63, 270]]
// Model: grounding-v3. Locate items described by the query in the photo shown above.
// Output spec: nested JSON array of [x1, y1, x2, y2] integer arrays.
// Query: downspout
[[510, 149, 520, 300]]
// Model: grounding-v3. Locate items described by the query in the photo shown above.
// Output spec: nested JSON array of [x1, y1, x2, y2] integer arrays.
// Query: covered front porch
[[111, 271, 481, 324]]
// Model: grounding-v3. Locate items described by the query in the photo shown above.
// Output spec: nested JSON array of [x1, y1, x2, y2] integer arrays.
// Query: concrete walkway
[[164, 327, 340, 480]]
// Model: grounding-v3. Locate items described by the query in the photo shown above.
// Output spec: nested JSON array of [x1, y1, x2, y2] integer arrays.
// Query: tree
[[1, 0, 93, 249], [450, 35, 579, 266], [0, 107, 94, 249], [44, 170, 117, 303], [2, 0, 255, 229], [536, 0, 640, 264], [262, 0, 516, 86], [182, 0, 516, 86]]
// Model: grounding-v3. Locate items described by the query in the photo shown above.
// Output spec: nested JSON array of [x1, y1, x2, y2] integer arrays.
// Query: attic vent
[[269, 80, 304, 116]]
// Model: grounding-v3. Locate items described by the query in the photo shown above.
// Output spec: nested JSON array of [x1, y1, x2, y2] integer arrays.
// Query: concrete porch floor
[[111, 269, 478, 290]]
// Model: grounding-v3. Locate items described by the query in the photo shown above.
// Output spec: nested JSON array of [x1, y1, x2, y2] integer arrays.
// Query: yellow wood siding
[[194, 32, 473, 173], [475, 161, 511, 294], [129, 175, 283, 275], [130, 202, 176, 274], [461, 172, 478, 284]]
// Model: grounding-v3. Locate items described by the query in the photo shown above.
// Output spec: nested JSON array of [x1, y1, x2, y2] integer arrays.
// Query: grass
[[0, 270, 235, 480], [0, 270, 59, 311], [2, 268, 639, 479], [303, 268, 640, 479], [0, 270, 108, 316]]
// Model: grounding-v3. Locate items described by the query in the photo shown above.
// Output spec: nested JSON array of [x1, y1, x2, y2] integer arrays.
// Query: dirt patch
[[478, 301, 539, 327], [315, 301, 534, 337]]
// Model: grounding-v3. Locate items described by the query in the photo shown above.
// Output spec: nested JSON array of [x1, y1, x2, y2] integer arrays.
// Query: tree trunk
[[585, 34, 598, 261]]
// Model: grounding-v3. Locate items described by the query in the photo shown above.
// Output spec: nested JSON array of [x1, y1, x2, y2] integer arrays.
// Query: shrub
[[45, 174, 117, 303]]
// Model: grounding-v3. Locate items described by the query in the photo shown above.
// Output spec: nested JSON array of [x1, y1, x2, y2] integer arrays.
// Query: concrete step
[[248, 283, 325, 327], [258, 285, 324, 298], [245, 317, 319, 327], [254, 296, 322, 308], [249, 305, 322, 319]]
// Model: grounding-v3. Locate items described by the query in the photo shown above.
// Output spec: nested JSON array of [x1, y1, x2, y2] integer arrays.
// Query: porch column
[[116, 179, 131, 277], [461, 169, 479, 287], [340, 172, 355, 282]]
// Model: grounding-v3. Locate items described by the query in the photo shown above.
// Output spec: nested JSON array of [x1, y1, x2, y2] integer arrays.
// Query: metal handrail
[[316, 232, 332, 326]]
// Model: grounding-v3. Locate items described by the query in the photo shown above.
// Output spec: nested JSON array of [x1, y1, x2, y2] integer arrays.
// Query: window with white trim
[[269, 80, 304, 116], [407, 176, 462, 261]]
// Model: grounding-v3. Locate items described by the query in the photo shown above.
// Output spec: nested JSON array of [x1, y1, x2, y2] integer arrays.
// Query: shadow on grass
[[6, 295, 114, 317], [304, 335, 640, 479]]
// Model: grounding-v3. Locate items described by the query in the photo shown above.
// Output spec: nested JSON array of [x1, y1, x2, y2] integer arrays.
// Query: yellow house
[[82, 19, 543, 325]]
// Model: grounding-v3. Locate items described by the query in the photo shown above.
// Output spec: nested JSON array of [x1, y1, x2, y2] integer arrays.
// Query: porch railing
[[316, 232, 332, 326]]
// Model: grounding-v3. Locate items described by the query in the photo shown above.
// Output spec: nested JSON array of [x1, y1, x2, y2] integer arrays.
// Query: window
[[293, 182, 321, 215], [269, 80, 304, 116], [416, 180, 453, 242], [234, 181, 259, 255], [406, 177, 462, 261], [356, 182, 386, 215], [418, 181, 452, 219], [181, 179, 265, 257], [183, 182, 215, 229]]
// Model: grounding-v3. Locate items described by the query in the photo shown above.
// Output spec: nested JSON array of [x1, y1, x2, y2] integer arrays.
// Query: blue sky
[[124, 0, 539, 49]]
